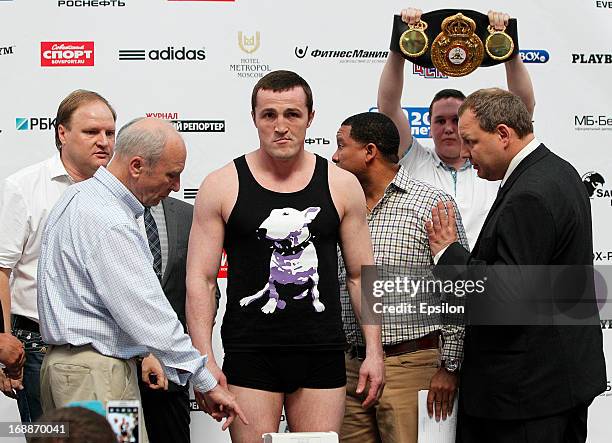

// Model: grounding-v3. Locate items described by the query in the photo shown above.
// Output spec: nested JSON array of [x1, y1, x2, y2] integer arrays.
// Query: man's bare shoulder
[[196, 161, 239, 214], [199, 161, 237, 192], [328, 161, 362, 192], [327, 162, 365, 219]]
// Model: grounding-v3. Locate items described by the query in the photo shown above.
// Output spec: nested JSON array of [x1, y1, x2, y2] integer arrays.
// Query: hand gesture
[[425, 201, 458, 257], [196, 384, 248, 431]]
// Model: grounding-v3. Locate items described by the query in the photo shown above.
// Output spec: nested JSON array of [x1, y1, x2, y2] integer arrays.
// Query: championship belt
[[431, 13, 484, 77], [391, 9, 519, 77]]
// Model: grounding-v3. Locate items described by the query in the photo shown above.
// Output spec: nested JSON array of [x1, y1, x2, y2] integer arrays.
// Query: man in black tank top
[[186, 71, 385, 441]]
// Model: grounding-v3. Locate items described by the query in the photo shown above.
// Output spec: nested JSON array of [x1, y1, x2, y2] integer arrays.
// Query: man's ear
[[364, 143, 377, 163], [128, 156, 145, 178], [57, 124, 68, 146], [251, 110, 257, 126], [307, 110, 315, 128], [496, 124, 512, 147]]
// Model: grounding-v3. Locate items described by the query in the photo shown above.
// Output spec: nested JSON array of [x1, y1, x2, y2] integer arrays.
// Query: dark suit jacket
[[160, 197, 193, 331], [159, 197, 193, 392], [437, 144, 606, 420]]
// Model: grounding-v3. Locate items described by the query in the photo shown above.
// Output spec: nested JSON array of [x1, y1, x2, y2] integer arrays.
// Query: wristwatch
[[441, 358, 460, 373]]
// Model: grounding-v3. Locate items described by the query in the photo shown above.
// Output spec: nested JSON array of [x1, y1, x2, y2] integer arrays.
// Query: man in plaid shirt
[[333, 112, 469, 443]]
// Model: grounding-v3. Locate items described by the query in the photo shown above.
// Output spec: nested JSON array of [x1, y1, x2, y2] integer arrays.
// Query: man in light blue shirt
[[37, 118, 247, 436]]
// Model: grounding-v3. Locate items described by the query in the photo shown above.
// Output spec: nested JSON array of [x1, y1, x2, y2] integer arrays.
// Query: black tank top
[[222, 154, 345, 351]]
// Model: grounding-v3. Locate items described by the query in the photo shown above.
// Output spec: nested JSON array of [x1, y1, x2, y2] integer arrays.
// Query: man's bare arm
[[334, 173, 376, 342], [378, 51, 413, 158], [0, 268, 11, 333], [378, 8, 427, 158], [505, 56, 535, 117], [186, 164, 236, 385], [488, 10, 536, 117], [330, 166, 384, 408]]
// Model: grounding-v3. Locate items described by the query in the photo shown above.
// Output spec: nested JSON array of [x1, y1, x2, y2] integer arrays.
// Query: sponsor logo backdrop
[[0, 0, 611, 441]]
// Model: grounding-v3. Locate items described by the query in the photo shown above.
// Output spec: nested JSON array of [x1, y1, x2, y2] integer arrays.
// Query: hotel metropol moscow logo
[[230, 31, 271, 79]]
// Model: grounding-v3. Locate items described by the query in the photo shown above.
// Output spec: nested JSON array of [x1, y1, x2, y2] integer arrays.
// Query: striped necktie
[[144, 206, 162, 281]]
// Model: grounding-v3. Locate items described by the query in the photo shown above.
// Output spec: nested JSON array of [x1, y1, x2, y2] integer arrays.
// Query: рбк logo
[[16, 117, 56, 131]]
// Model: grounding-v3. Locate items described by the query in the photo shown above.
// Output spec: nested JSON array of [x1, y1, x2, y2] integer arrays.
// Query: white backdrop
[[1, 0, 611, 441]]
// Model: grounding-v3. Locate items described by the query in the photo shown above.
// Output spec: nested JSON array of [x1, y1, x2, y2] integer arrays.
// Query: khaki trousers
[[40, 344, 148, 443], [340, 348, 440, 443]]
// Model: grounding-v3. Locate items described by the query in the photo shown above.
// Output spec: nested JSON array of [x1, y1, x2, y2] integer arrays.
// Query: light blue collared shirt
[[37, 166, 217, 392]]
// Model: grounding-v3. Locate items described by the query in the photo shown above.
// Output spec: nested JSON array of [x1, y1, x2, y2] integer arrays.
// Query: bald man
[[37, 118, 247, 438]]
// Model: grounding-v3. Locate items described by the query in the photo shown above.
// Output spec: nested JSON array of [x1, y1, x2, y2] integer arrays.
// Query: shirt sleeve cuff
[[433, 244, 451, 265], [441, 347, 463, 362], [192, 366, 219, 393]]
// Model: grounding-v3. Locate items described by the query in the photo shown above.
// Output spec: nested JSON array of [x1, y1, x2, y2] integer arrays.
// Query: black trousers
[[138, 378, 191, 443], [457, 401, 590, 443]]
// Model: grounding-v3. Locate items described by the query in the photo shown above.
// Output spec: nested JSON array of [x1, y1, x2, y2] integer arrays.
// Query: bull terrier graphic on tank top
[[222, 155, 346, 351]]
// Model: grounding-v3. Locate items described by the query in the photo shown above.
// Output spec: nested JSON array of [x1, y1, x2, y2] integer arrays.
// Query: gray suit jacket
[[160, 197, 193, 331], [156, 197, 193, 393]]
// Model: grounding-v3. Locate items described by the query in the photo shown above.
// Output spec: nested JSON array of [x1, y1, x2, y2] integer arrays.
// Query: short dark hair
[[30, 406, 116, 443], [251, 70, 313, 114], [341, 112, 400, 163], [458, 88, 534, 138], [55, 90, 116, 151], [429, 89, 466, 117]]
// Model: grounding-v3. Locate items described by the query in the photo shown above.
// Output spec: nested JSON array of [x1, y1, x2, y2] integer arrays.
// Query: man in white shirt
[[378, 8, 536, 249], [0, 90, 117, 422]]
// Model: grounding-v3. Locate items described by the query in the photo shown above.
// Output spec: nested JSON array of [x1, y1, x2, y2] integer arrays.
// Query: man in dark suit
[[138, 196, 194, 443], [425, 88, 606, 443]]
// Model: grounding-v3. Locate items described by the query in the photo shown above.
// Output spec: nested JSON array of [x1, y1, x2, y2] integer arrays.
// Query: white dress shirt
[[433, 137, 542, 263], [0, 154, 73, 321], [400, 138, 499, 250], [500, 137, 540, 188]]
